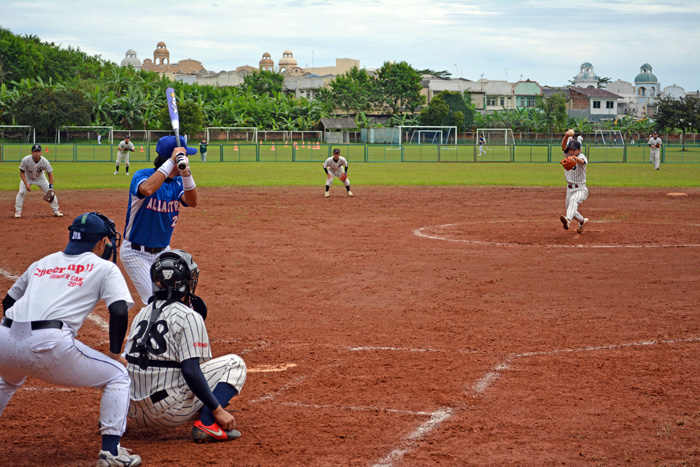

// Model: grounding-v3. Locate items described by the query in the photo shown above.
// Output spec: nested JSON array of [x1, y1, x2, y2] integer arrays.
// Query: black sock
[[325, 186, 330, 192], [199, 384, 238, 426], [102, 434, 120, 455]]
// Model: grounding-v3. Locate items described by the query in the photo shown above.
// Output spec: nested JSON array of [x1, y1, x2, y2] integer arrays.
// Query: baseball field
[[1, 161, 699, 466]]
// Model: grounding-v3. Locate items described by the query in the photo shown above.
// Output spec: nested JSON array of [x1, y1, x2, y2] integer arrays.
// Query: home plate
[[667, 193, 688, 197], [249, 363, 297, 373]]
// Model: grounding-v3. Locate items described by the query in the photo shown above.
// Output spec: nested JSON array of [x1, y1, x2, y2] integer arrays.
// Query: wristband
[[157, 159, 175, 177], [49, 184, 53, 189], [182, 173, 196, 191]]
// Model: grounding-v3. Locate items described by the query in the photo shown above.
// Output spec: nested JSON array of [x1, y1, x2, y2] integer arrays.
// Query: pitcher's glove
[[43, 189, 55, 203], [560, 156, 576, 171], [340, 173, 347, 182]]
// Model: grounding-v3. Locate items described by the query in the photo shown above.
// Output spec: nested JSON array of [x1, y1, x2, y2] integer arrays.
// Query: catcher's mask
[[150, 249, 207, 319], [65, 212, 121, 263]]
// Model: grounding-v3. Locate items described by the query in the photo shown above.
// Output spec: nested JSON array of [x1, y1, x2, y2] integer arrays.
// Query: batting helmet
[[66, 212, 121, 263]]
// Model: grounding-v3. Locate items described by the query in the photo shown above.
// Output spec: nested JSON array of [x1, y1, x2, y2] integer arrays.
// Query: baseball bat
[[165, 87, 188, 170]]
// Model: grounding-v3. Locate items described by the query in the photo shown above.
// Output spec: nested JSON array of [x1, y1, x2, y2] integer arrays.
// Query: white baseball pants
[[0, 325, 130, 436], [326, 170, 350, 187], [120, 241, 170, 305], [15, 177, 60, 214], [565, 186, 588, 223], [116, 152, 130, 167], [128, 354, 247, 428], [650, 150, 660, 169]]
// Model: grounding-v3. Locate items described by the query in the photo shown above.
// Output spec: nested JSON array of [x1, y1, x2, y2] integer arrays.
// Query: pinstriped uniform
[[15, 155, 60, 214], [125, 300, 246, 428], [648, 136, 662, 169], [323, 156, 350, 187], [564, 153, 588, 223]]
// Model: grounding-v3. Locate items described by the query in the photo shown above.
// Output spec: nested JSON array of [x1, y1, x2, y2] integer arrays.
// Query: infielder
[[120, 135, 198, 305], [0, 212, 141, 466], [125, 249, 246, 442], [323, 148, 353, 198], [15, 144, 63, 218], [559, 133, 589, 234], [648, 131, 663, 170], [114, 136, 135, 175]]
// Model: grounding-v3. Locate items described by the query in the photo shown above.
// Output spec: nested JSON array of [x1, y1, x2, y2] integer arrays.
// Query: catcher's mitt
[[43, 189, 55, 203], [340, 173, 347, 182], [560, 156, 576, 171]]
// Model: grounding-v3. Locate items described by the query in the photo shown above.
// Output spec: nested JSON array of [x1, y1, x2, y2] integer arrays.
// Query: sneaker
[[54, 211, 64, 217], [96, 444, 141, 467], [560, 215, 569, 230], [114, 171, 118, 175], [577, 218, 589, 234], [191, 420, 241, 443], [347, 191, 353, 197], [324, 192, 330, 198], [14, 212, 21, 218]]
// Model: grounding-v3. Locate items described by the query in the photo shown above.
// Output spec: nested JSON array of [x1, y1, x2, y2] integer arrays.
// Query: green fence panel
[[438, 145, 474, 162], [319, 144, 365, 163], [402, 144, 439, 162], [476, 144, 511, 162], [222, 143, 257, 162], [513, 145, 550, 163], [664, 144, 700, 163], [259, 143, 294, 162], [75, 144, 113, 162], [367, 145, 403, 162], [292, 142, 328, 162], [586, 145, 625, 163]]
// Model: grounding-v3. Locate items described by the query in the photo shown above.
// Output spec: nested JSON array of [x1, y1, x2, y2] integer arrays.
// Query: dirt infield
[[1, 186, 699, 466]]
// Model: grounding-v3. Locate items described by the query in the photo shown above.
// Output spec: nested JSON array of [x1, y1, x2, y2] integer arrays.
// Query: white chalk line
[[350, 345, 479, 354], [0, 268, 109, 331], [373, 335, 700, 467], [414, 222, 700, 248], [279, 401, 433, 416], [249, 363, 340, 403]]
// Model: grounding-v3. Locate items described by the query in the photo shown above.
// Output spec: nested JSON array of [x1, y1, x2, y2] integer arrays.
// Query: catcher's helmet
[[66, 212, 121, 262], [151, 249, 199, 298]]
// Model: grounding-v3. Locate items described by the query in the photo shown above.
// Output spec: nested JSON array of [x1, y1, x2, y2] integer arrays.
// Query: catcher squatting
[[559, 131, 589, 234], [15, 144, 63, 218]]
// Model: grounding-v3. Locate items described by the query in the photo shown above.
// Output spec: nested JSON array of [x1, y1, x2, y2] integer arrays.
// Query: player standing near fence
[[648, 131, 663, 170], [15, 144, 63, 218], [559, 130, 589, 234], [478, 135, 486, 156], [119, 135, 198, 305], [323, 148, 353, 198], [114, 136, 135, 175], [125, 249, 246, 443]]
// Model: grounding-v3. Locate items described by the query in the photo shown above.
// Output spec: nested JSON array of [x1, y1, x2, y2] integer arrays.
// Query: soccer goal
[[206, 127, 258, 143], [594, 130, 624, 146], [399, 126, 457, 149], [57, 126, 113, 145], [476, 128, 516, 150], [0, 125, 35, 144], [259, 131, 290, 142], [113, 130, 148, 145]]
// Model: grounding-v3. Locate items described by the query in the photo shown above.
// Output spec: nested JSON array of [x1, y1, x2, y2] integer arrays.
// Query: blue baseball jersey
[[123, 168, 187, 248]]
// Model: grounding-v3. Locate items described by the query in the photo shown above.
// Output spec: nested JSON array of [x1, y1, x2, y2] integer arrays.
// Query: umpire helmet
[[66, 212, 121, 263], [151, 249, 199, 297]]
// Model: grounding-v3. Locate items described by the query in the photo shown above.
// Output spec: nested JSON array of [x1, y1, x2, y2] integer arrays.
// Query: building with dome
[[140, 41, 206, 75], [634, 63, 660, 100], [259, 53, 274, 71], [278, 50, 304, 76], [572, 62, 599, 88], [120, 49, 141, 70]]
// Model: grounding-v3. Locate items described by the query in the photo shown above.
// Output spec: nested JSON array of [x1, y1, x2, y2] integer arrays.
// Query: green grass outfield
[[1, 160, 699, 190]]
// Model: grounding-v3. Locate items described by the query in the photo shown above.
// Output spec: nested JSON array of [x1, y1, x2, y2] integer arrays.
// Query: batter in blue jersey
[[120, 135, 198, 304]]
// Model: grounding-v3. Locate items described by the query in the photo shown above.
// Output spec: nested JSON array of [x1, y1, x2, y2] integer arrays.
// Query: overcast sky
[[2, 0, 699, 90]]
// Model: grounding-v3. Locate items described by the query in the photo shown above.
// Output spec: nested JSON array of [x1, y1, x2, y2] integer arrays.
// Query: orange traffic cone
[[45, 147, 49, 153], [140, 146, 144, 152], [271, 144, 275, 151], [285, 141, 288, 148], [234, 144, 238, 151]]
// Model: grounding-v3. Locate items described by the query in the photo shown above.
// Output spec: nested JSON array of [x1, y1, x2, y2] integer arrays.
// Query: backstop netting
[[57, 126, 113, 145], [0, 125, 35, 144], [399, 126, 457, 148], [206, 127, 258, 143]]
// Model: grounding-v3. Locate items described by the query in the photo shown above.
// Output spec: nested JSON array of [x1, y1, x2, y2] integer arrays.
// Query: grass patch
[[1, 161, 699, 191]]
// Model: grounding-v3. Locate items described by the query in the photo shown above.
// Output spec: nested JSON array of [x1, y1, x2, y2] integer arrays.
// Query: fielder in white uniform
[[323, 148, 353, 198], [115, 136, 135, 175], [15, 144, 63, 218], [125, 250, 246, 443], [0, 212, 141, 467], [478, 135, 486, 156], [648, 131, 663, 170], [559, 135, 589, 234]]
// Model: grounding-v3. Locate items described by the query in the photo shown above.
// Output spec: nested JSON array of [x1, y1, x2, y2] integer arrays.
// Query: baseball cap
[[565, 140, 582, 153], [653, 130, 658, 134], [333, 148, 340, 154], [31, 144, 42, 151], [155, 135, 197, 157], [65, 212, 113, 255]]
